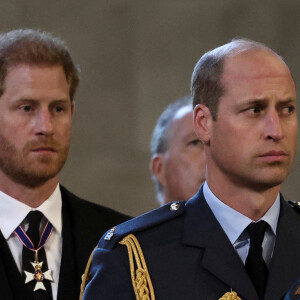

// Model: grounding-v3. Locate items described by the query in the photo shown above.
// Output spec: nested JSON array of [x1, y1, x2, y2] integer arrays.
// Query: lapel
[[57, 190, 78, 300], [0, 230, 27, 300], [0, 259, 13, 300], [57, 186, 100, 300], [182, 189, 258, 300], [264, 196, 300, 300]]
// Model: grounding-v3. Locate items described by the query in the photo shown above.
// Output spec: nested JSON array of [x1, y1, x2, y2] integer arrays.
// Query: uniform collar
[[0, 184, 62, 239], [203, 181, 280, 245]]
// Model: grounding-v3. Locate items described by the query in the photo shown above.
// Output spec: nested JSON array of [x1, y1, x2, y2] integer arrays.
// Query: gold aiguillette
[[219, 289, 241, 300]]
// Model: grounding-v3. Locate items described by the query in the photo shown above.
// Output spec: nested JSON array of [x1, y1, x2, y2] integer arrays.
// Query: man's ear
[[150, 154, 166, 186], [193, 104, 212, 144]]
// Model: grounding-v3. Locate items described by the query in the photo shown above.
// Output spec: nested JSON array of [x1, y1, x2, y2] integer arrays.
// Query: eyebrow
[[240, 97, 296, 107], [14, 97, 71, 103]]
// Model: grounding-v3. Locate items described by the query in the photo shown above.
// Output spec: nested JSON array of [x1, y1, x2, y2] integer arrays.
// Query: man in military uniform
[[82, 38, 300, 300]]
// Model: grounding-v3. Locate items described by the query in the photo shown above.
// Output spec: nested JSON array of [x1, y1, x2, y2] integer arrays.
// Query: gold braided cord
[[219, 291, 241, 300], [295, 285, 300, 295], [79, 246, 97, 300], [120, 234, 155, 300]]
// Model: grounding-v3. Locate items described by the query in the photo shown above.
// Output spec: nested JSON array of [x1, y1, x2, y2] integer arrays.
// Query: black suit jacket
[[0, 185, 130, 300], [82, 188, 300, 300]]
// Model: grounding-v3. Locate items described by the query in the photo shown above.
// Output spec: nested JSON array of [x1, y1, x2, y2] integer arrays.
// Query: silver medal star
[[24, 261, 53, 291]]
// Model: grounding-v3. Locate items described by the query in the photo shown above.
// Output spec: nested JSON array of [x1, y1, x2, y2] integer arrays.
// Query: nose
[[263, 110, 283, 142], [35, 109, 54, 136]]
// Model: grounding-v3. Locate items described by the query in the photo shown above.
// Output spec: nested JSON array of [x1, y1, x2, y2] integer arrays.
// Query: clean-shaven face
[[209, 50, 297, 191], [162, 106, 206, 202]]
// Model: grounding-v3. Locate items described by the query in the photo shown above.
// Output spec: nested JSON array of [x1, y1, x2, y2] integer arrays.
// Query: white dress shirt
[[203, 182, 280, 267], [0, 184, 63, 299]]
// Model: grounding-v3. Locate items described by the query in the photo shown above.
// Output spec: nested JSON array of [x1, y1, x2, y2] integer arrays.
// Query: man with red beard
[[0, 29, 129, 300]]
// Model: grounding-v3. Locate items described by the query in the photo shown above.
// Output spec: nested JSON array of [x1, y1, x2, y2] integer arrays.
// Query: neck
[[0, 173, 59, 208], [163, 190, 182, 205], [163, 193, 172, 205], [206, 174, 280, 221]]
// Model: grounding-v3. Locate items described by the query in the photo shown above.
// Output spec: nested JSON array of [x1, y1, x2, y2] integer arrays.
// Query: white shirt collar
[[0, 184, 62, 239], [203, 181, 280, 245]]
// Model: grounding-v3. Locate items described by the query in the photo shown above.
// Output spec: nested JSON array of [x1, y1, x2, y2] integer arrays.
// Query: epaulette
[[288, 201, 300, 214], [98, 201, 185, 251]]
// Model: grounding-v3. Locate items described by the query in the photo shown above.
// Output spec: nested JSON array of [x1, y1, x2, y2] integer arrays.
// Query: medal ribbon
[[15, 218, 53, 252]]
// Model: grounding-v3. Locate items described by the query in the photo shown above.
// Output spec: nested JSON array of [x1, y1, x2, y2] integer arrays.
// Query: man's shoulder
[[287, 200, 300, 216], [97, 201, 186, 251], [278, 195, 300, 227], [60, 185, 131, 225]]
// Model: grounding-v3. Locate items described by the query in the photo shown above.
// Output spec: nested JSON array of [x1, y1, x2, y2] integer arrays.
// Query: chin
[[251, 178, 284, 191], [14, 164, 64, 187]]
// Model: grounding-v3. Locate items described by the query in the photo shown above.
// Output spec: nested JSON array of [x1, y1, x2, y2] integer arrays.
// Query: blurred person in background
[[150, 96, 206, 205]]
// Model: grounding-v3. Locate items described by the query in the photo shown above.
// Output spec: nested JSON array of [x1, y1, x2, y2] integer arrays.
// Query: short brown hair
[[191, 38, 280, 120], [0, 28, 80, 100]]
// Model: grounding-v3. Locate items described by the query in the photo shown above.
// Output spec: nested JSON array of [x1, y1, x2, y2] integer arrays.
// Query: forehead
[[168, 106, 194, 140], [5, 64, 69, 91], [222, 50, 292, 84], [219, 50, 296, 105], [5, 64, 67, 80], [1, 64, 71, 103], [173, 105, 193, 120]]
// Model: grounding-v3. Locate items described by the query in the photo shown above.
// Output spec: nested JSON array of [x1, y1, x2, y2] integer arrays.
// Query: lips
[[259, 150, 287, 157], [31, 146, 57, 153], [258, 150, 287, 162]]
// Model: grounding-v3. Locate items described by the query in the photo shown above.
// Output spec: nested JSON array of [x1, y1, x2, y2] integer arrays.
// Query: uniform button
[[170, 202, 180, 211]]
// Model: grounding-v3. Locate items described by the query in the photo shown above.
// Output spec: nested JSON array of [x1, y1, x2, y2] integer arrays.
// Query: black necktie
[[22, 211, 53, 300], [245, 221, 268, 300]]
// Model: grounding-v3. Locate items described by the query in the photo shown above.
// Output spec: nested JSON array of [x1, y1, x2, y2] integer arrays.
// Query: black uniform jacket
[[0, 185, 130, 300], [82, 187, 300, 300]]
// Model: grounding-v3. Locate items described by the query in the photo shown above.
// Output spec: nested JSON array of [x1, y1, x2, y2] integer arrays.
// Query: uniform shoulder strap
[[79, 201, 185, 298], [288, 201, 300, 214], [98, 201, 185, 251]]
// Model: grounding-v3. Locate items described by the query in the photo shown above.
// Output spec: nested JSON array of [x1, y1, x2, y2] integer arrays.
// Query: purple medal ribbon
[[15, 213, 54, 291], [15, 218, 53, 252]]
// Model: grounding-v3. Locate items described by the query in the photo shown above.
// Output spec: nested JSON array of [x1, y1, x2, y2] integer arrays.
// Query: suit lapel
[[0, 257, 13, 300], [57, 187, 98, 300], [57, 192, 78, 300], [0, 230, 27, 300], [183, 190, 258, 300], [265, 197, 300, 300]]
